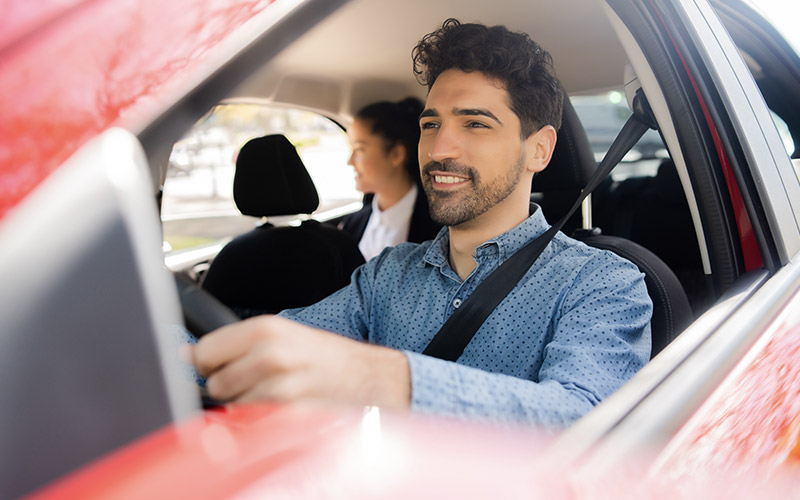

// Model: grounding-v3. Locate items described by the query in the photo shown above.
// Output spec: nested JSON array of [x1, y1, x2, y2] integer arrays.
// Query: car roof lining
[[228, 0, 630, 118]]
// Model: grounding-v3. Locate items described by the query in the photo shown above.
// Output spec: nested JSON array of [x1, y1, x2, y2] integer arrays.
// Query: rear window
[[570, 91, 668, 180], [161, 103, 359, 252]]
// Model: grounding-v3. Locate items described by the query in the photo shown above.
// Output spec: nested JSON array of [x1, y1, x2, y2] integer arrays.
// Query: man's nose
[[428, 125, 462, 163]]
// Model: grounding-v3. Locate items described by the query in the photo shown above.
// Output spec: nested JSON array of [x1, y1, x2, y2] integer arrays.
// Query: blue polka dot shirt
[[279, 206, 652, 427]]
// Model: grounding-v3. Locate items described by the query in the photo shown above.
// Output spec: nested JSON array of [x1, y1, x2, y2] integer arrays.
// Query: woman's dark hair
[[412, 18, 563, 138], [355, 97, 424, 185]]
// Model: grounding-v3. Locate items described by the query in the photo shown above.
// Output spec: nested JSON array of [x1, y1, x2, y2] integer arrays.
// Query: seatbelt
[[422, 92, 655, 362]]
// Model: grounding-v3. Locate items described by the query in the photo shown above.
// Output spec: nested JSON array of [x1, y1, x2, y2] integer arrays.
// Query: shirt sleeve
[[405, 256, 652, 428]]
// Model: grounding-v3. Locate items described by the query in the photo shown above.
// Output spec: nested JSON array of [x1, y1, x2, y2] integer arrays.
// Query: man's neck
[[447, 191, 531, 280]]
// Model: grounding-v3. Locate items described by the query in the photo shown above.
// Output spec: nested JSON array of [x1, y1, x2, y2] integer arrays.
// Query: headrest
[[532, 92, 597, 192], [233, 135, 320, 217]]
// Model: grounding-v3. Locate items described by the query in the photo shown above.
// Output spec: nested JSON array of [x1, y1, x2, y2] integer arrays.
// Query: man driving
[[191, 19, 652, 427]]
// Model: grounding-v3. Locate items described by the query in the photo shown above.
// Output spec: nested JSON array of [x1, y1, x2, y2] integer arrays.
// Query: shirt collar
[[422, 203, 550, 269], [371, 184, 418, 227]]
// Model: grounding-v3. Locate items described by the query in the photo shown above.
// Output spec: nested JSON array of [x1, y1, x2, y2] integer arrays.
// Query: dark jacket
[[338, 190, 442, 245]]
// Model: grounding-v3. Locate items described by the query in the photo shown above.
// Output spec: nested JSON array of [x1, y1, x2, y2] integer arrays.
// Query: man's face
[[418, 69, 528, 227]]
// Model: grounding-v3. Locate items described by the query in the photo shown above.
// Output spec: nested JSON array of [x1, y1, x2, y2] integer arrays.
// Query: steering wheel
[[174, 273, 240, 338], [174, 273, 240, 408]]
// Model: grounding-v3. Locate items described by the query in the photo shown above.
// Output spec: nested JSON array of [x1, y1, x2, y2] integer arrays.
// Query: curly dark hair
[[412, 18, 563, 138], [356, 97, 425, 186]]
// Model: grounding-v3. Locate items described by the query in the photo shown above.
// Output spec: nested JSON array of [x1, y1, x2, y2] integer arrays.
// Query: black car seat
[[534, 93, 693, 357], [531, 92, 597, 236], [594, 160, 713, 315], [201, 134, 365, 318]]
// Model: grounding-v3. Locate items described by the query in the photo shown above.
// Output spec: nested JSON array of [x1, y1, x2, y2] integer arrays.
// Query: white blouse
[[358, 184, 418, 261]]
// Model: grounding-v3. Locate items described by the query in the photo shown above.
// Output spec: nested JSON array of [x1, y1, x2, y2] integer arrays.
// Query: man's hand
[[191, 315, 411, 408]]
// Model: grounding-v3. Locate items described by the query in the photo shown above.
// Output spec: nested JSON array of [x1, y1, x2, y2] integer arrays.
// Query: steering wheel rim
[[174, 273, 240, 338], [174, 273, 238, 408]]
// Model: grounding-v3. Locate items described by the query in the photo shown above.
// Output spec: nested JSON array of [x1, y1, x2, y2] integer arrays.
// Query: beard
[[421, 151, 527, 227]]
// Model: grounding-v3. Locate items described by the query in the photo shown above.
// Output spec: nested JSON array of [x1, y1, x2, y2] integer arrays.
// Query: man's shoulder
[[549, 231, 643, 275], [370, 240, 434, 269]]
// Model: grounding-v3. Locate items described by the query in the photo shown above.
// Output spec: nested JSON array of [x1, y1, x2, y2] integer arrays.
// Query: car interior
[[59, 0, 793, 453], [163, 0, 797, 344], [157, 8, 800, 466]]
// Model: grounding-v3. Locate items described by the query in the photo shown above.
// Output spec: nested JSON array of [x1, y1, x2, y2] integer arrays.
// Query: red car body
[[0, 0, 276, 217]]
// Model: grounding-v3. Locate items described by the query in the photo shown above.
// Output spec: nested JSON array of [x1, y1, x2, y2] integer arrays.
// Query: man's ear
[[389, 143, 407, 169], [523, 125, 557, 174]]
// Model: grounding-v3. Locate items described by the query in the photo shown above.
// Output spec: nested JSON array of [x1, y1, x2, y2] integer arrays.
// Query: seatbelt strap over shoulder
[[422, 108, 653, 362]]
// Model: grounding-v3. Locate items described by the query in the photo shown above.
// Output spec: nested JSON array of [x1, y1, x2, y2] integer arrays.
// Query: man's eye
[[421, 122, 439, 130], [467, 121, 489, 129]]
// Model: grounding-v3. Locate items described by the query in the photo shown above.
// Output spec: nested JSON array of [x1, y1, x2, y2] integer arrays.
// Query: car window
[[768, 110, 800, 181], [750, 0, 800, 54], [769, 110, 795, 157], [774, 112, 800, 182], [570, 91, 668, 181], [161, 103, 359, 252]]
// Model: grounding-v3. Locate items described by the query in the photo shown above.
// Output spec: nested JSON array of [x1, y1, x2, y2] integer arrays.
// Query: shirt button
[[453, 298, 462, 308]]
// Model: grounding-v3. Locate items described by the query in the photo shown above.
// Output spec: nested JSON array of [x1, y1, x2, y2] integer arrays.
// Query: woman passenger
[[339, 97, 441, 260]]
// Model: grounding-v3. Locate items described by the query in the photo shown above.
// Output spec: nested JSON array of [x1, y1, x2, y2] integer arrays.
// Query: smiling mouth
[[430, 173, 471, 188], [434, 175, 468, 184], [422, 161, 474, 189]]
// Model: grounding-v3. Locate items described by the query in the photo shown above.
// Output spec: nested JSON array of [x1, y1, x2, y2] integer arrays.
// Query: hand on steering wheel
[[174, 273, 239, 407]]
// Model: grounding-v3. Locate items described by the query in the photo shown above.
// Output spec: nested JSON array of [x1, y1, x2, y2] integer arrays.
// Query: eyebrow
[[419, 108, 439, 120], [419, 107, 503, 125]]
